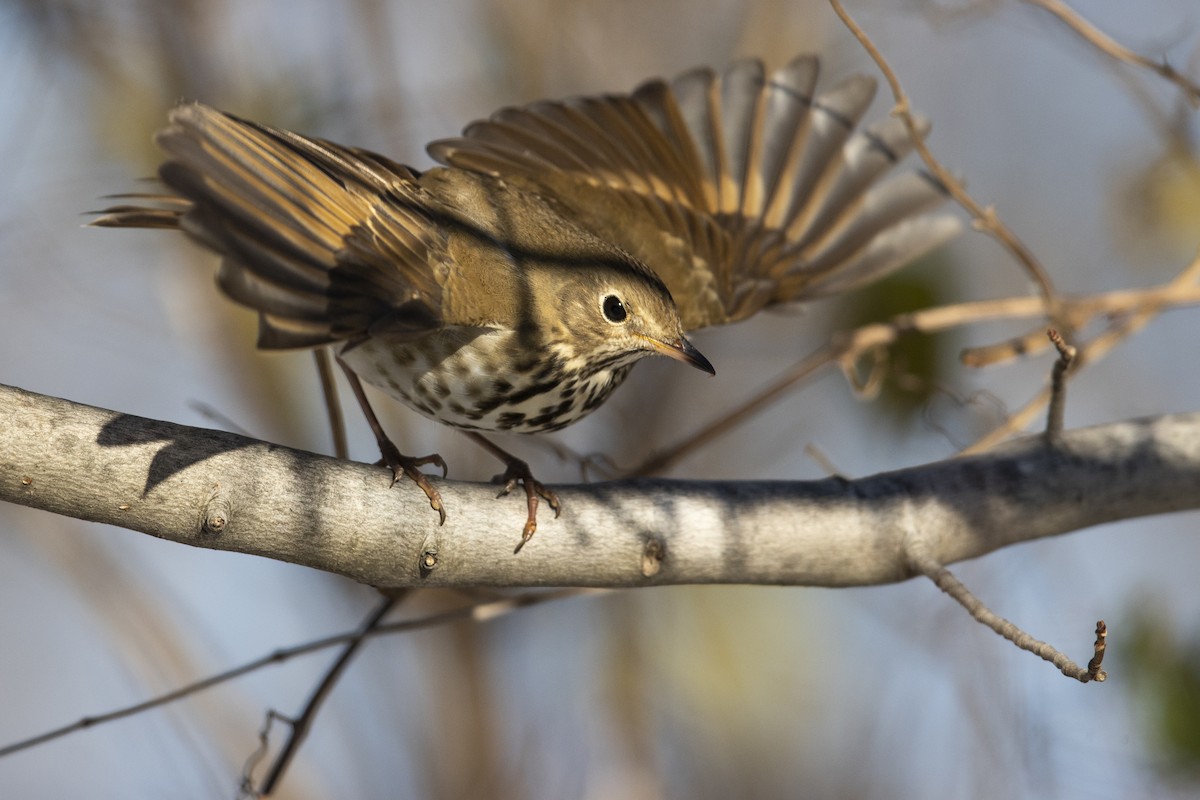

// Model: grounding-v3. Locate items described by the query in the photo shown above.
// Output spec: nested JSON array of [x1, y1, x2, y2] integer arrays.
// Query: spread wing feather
[[429, 55, 960, 331]]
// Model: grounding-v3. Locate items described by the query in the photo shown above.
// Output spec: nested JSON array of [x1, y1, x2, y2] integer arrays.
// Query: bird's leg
[[337, 359, 448, 525], [463, 432, 562, 552]]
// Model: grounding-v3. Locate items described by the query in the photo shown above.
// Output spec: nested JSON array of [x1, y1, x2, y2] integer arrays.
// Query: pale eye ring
[[602, 294, 628, 324]]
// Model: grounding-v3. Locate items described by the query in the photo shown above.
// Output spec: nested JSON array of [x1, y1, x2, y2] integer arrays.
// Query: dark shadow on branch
[[98, 413, 256, 495]]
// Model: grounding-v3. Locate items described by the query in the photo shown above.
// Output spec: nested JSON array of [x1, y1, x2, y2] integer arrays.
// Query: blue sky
[[2, 1, 1199, 797]]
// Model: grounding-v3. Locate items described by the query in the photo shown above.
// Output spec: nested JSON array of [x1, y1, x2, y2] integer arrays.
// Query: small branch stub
[[1045, 328, 1077, 439], [201, 488, 230, 536], [641, 537, 666, 578], [202, 511, 226, 535], [419, 548, 438, 577]]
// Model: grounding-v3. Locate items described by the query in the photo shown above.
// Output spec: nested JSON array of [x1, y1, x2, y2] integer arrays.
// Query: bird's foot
[[492, 456, 562, 553], [375, 439, 448, 525]]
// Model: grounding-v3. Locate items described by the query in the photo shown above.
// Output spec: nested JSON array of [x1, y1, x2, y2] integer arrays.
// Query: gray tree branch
[[2, 382, 1197, 590]]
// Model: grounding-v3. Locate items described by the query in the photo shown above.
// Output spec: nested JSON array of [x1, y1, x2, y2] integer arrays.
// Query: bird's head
[[538, 255, 715, 378]]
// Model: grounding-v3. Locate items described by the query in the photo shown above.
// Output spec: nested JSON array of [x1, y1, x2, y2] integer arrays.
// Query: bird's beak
[[643, 335, 716, 375]]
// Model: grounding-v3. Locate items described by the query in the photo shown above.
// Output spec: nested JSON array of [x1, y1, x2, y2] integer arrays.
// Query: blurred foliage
[[1113, 109, 1200, 271], [1123, 600, 1200, 779], [837, 252, 959, 428]]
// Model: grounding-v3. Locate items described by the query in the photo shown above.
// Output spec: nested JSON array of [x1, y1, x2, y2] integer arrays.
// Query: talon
[[375, 440, 449, 526], [464, 432, 562, 551], [428, 493, 447, 526], [514, 519, 536, 554], [335, 363, 447, 527], [544, 488, 562, 519], [489, 458, 558, 551]]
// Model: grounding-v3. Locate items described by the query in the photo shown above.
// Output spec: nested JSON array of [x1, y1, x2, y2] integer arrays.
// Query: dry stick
[[965, 248, 1200, 453], [0, 589, 592, 759], [963, 324, 1067, 367], [908, 549, 1107, 683], [630, 343, 837, 477], [1023, 0, 1200, 107], [1044, 329, 1076, 439], [313, 347, 348, 460], [629, 279, 1200, 476], [254, 593, 404, 797], [965, 310, 1164, 454], [233, 351, 356, 794], [828, 0, 1060, 312]]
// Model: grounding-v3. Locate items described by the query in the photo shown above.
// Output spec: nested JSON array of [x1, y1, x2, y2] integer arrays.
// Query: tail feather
[[93, 102, 445, 349]]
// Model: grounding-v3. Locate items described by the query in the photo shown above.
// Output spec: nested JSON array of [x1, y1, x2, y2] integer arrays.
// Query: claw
[[337, 361, 449, 527], [493, 459, 561, 553], [462, 432, 561, 551], [376, 439, 448, 526]]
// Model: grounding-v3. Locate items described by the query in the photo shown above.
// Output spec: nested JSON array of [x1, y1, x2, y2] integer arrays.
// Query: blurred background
[[3, 0, 1200, 797]]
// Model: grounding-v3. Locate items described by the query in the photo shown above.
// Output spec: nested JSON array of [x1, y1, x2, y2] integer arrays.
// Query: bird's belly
[[340, 329, 632, 433]]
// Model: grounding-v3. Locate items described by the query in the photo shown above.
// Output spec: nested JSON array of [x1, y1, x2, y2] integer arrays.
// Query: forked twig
[[250, 593, 404, 796], [1023, 0, 1200, 107], [964, 247, 1200, 452], [629, 275, 1200, 475]]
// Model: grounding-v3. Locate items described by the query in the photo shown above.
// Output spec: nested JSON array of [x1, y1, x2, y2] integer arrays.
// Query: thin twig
[[1044, 328, 1076, 439], [628, 276, 1200, 476], [628, 343, 837, 477], [313, 348, 348, 460], [964, 247, 1200, 453], [1087, 620, 1108, 680], [1022, 0, 1200, 107], [255, 592, 404, 796], [908, 549, 1107, 682], [0, 589, 595, 759], [828, 0, 1060, 312]]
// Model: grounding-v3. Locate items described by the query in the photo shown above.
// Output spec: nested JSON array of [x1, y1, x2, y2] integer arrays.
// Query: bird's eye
[[602, 294, 628, 323]]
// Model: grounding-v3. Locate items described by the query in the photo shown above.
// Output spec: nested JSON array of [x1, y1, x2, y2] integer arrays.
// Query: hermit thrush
[[94, 55, 959, 549]]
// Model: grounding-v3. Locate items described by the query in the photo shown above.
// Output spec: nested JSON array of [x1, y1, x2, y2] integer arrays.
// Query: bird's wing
[[428, 56, 961, 331], [93, 102, 447, 349]]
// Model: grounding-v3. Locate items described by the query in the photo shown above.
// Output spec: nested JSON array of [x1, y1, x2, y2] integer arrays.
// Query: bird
[[92, 55, 960, 551]]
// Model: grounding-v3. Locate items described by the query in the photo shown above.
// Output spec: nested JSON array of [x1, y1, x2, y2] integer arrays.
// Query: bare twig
[[0, 589, 593, 759], [629, 277, 1200, 475], [313, 347, 348, 460], [964, 248, 1200, 452], [628, 343, 837, 476], [254, 593, 404, 796], [828, 0, 1060, 311], [961, 326, 1057, 368], [908, 549, 1107, 682], [1044, 328, 1077, 439], [1087, 620, 1108, 680], [1023, 0, 1200, 107]]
